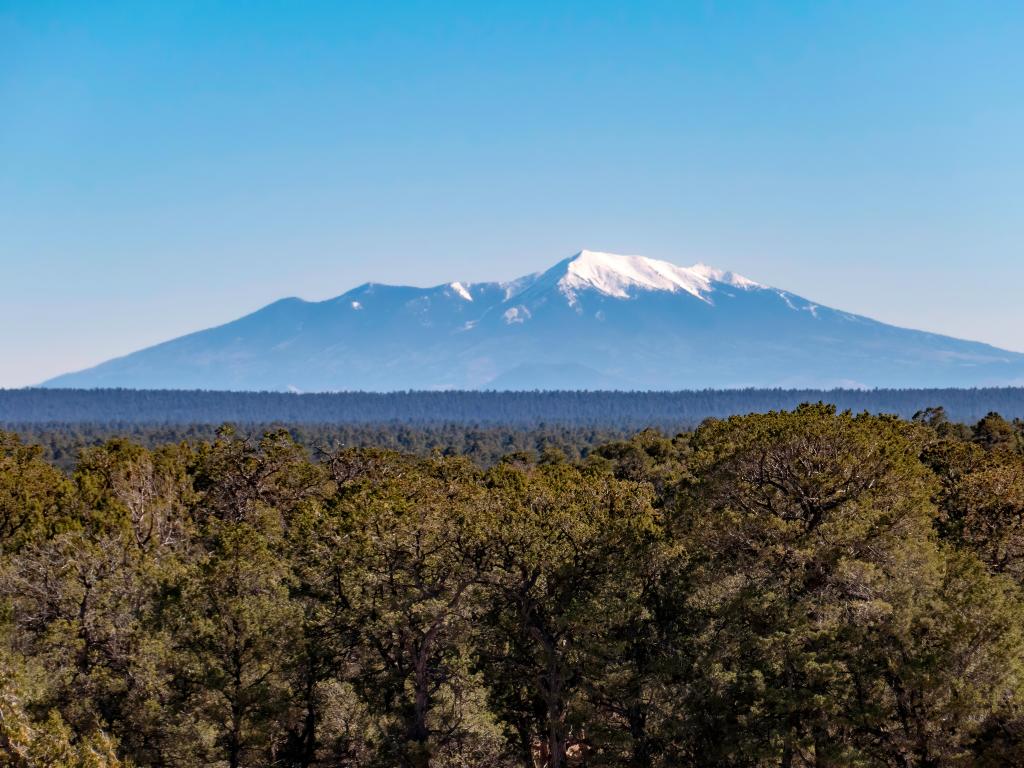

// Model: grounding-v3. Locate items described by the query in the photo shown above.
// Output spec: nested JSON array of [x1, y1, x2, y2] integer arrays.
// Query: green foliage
[[475, 461, 659, 767], [0, 647, 126, 767], [0, 431, 71, 552], [3, 407, 1024, 767]]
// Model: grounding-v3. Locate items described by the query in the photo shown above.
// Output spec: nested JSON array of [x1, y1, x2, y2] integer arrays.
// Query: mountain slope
[[43, 250, 1024, 391]]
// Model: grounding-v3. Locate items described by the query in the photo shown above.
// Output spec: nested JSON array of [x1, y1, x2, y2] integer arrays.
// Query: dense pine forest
[[4, 405, 1024, 766], [8, 387, 1024, 427], [0, 423, 637, 474]]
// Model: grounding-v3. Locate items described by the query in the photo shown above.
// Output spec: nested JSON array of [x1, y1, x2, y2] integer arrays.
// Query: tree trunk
[[404, 650, 432, 768], [299, 677, 317, 768], [627, 705, 653, 768], [544, 678, 567, 768], [229, 706, 242, 768], [229, 648, 244, 768]]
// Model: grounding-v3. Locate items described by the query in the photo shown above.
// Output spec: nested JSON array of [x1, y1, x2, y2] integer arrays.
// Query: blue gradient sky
[[2, 1, 1022, 387]]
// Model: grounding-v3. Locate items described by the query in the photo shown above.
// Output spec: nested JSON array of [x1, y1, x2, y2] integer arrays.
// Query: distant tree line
[[7, 387, 1024, 427], [5, 406, 1024, 766], [4, 422, 634, 473]]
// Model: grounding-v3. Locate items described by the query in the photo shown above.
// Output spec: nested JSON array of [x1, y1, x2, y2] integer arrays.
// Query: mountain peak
[[42, 248, 1024, 392], [558, 250, 760, 304]]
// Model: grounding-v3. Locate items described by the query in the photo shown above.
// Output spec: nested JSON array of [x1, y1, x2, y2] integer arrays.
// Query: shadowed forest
[[7, 387, 1024, 427], [4, 405, 1024, 767]]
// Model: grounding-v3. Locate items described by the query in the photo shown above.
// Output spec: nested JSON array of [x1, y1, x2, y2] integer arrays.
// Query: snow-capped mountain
[[43, 250, 1024, 391]]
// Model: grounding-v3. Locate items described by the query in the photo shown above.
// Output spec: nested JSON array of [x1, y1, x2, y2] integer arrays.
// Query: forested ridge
[[9, 387, 1024, 426], [4, 406, 1024, 767]]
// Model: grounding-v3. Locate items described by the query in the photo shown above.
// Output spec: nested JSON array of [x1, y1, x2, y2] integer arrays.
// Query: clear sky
[[2, 1, 1022, 387]]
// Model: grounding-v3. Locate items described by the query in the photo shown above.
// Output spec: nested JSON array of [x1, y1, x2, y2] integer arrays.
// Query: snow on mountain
[[557, 249, 761, 304], [448, 282, 473, 301], [42, 250, 1024, 392]]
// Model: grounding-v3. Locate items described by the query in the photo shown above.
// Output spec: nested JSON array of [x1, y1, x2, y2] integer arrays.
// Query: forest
[[7, 387, 1024, 427], [0, 422, 637, 474], [3, 405, 1024, 767]]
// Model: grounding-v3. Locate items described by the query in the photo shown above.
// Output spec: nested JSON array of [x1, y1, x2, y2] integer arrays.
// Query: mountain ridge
[[43, 250, 1024, 391]]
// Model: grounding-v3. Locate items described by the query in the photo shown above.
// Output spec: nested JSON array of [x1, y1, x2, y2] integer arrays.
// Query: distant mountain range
[[43, 250, 1024, 391]]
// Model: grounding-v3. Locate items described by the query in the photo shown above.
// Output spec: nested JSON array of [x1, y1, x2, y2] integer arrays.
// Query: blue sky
[[2, 1, 1022, 387]]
